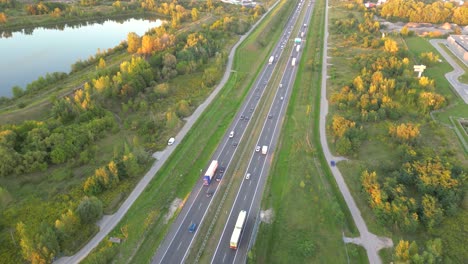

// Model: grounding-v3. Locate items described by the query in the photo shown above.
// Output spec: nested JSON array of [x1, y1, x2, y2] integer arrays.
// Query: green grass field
[[251, 0, 367, 263]]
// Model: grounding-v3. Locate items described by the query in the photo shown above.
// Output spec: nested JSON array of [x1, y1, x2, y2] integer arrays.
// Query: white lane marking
[[249, 181, 252, 187], [223, 253, 227, 263], [244, 194, 247, 201], [198, 203, 203, 210], [177, 241, 182, 251]]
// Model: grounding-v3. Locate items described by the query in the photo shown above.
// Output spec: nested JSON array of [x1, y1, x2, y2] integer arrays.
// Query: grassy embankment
[[80, 2, 292, 263], [326, 2, 468, 263], [251, 0, 367, 263]]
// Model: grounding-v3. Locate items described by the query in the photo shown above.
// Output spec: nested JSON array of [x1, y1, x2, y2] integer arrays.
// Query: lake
[[0, 18, 164, 97]]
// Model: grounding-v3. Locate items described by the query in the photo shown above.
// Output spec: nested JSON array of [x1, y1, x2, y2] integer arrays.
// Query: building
[[447, 35, 468, 64]]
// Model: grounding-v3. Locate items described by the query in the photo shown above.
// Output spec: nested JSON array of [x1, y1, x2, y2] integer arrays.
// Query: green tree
[[335, 136, 352, 155], [421, 194, 444, 230], [76, 196, 103, 224], [0, 146, 18, 177], [17, 221, 59, 264], [176, 100, 191, 117], [11, 85, 24, 98], [55, 209, 80, 244]]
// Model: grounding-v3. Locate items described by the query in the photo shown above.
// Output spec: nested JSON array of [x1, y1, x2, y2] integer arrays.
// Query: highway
[[210, 1, 315, 263], [151, 1, 307, 263]]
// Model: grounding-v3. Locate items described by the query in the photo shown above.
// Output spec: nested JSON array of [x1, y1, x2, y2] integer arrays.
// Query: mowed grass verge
[[251, 0, 367, 263], [81, 5, 292, 264]]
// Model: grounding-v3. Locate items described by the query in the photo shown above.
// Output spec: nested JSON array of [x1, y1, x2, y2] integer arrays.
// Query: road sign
[[413, 64, 426, 78]]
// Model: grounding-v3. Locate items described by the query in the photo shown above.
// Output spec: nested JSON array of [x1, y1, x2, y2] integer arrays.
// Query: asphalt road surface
[[429, 39, 468, 104], [210, 1, 316, 264], [150, 1, 295, 263]]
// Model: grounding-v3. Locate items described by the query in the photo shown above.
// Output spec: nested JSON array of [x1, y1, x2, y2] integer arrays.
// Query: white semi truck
[[268, 56, 274, 64], [230, 210, 247, 249], [291, 58, 297, 67], [203, 160, 218, 185]]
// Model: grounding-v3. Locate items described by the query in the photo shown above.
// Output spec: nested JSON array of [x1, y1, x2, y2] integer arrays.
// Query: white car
[[167, 137, 175, 146], [229, 131, 234, 138], [255, 146, 261, 152], [245, 173, 251, 180]]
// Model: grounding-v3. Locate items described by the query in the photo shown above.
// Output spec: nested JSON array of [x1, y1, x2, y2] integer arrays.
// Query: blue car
[[189, 223, 197, 233]]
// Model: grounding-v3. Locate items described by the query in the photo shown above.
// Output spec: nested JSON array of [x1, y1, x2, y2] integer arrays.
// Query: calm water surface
[[0, 18, 163, 97]]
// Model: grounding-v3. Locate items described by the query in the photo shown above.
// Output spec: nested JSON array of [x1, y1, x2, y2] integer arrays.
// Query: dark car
[[268, 114, 273, 119], [206, 191, 213, 198], [219, 166, 225, 173], [233, 142, 238, 147], [216, 174, 222, 181], [240, 115, 245, 120], [189, 223, 197, 233]]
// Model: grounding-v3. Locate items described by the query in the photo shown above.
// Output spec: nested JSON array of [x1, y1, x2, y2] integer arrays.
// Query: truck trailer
[[291, 58, 297, 67], [230, 210, 247, 249], [262, 145, 268, 155], [296, 45, 301, 52], [203, 160, 218, 185], [268, 56, 274, 64], [301, 31, 305, 38]]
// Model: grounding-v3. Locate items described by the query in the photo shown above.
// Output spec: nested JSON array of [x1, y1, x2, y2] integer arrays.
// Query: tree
[[153, 83, 170, 98], [389, 123, 420, 142], [140, 35, 155, 56], [335, 136, 352, 155], [97, 58, 106, 69], [421, 194, 444, 230], [395, 240, 410, 263], [407, 157, 459, 194], [418, 92, 445, 112], [55, 209, 80, 244], [176, 100, 191, 117], [331, 115, 356, 139], [0, 12, 7, 23], [384, 39, 399, 54], [0, 146, 18, 177], [76, 196, 103, 224], [191, 8, 199, 21], [361, 170, 384, 208], [400, 26, 409, 36], [17, 221, 59, 264], [127, 32, 141, 54]]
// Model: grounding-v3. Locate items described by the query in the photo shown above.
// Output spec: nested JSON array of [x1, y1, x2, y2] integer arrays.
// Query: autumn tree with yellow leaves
[[389, 123, 420, 142]]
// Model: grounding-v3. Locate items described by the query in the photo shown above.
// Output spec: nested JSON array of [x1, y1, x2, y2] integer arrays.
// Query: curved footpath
[[429, 39, 468, 104], [319, 1, 393, 263], [54, 2, 279, 264]]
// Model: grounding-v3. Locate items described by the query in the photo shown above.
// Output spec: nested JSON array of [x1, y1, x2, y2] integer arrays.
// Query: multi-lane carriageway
[[153, 1, 314, 263]]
